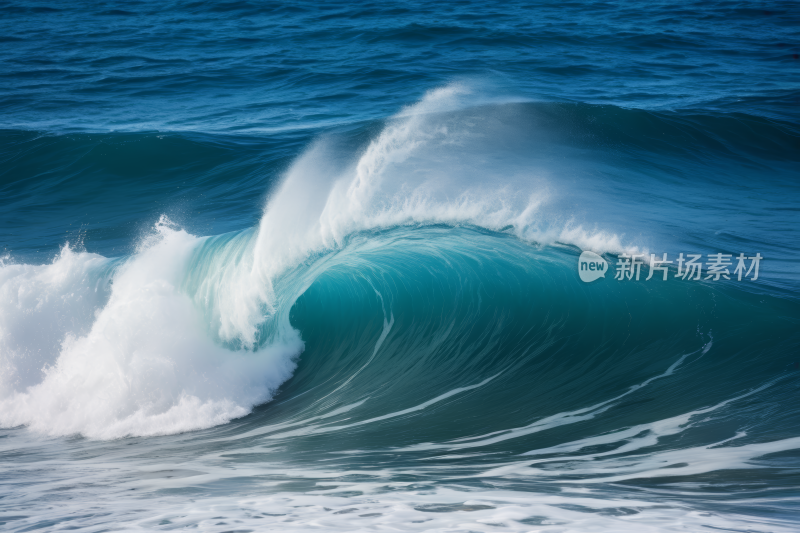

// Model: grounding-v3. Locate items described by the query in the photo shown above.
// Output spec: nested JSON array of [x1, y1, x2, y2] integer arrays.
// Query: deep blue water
[[1, 1, 800, 531]]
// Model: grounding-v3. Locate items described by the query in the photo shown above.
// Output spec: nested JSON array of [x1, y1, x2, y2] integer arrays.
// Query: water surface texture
[[1, 1, 800, 531]]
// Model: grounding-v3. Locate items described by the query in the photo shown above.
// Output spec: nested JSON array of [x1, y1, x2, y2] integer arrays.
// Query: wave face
[[2, 1, 800, 531]]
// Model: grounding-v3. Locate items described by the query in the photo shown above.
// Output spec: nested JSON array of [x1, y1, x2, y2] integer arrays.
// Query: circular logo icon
[[578, 251, 608, 282]]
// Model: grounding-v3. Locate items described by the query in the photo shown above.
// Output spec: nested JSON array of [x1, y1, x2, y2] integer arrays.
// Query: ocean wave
[[1, 85, 798, 442]]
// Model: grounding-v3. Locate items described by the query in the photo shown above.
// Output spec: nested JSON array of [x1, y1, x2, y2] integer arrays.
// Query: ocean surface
[[1, 1, 800, 531]]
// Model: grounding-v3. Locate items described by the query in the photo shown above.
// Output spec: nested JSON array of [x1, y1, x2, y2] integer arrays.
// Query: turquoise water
[[1, 2, 799, 531]]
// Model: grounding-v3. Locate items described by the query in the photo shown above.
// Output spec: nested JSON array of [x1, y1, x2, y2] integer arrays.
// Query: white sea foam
[[0, 218, 300, 438], [0, 245, 111, 395], [3, 465, 794, 533]]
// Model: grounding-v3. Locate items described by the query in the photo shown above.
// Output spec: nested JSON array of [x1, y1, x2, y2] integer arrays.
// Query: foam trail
[[470, 380, 786, 480], [394, 349, 704, 453], [308, 286, 394, 410]]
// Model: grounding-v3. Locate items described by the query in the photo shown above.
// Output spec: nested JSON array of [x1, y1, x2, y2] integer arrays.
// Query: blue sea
[[1, 1, 800, 531]]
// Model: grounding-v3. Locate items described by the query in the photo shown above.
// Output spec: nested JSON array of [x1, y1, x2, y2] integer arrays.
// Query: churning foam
[[0, 84, 637, 439], [0, 218, 300, 439]]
